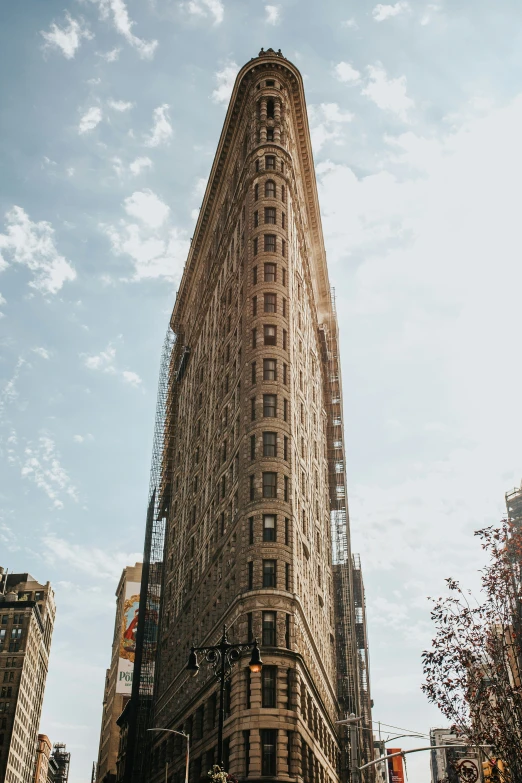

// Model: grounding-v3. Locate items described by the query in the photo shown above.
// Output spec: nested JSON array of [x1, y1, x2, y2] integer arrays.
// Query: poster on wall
[[116, 581, 140, 694]]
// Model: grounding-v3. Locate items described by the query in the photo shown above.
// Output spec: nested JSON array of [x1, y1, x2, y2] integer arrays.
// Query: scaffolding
[[319, 290, 362, 782], [125, 326, 177, 783], [48, 743, 71, 783], [506, 481, 522, 525]]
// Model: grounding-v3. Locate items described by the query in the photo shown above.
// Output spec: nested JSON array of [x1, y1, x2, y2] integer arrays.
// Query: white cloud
[[122, 370, 142, 387], [420, 3, 441, 25], [112, 157, 125, 178], [0, 292, 5, 317], [342, 18, 358, 29], [144, 104, 173, 147], [42, 536, 141, 580], [129, 156, 153, 176], [212, 61, 239, 104], [361, 63, 414, 122], [83, 344, 117, 373], [334, 61, 361, 84], [180, 0, 224, 25], [265, 5, 280, 24], [21, 434, 78, 509], [67, 167, 75, 177], [372, 1, 410, 21], [101, 190, 189, 282], [89, 0, 158, 59], [0, 206, 76, 294], [98, 46, 121, 61], [123, 190, 170, 229], [79, 106, 102, 134], [41, 12, 93, 59], [32, 347, 51, 360], [193, 177, 208, 198], [107, 99, 134, 112], [308, 103, 354, 154], [83, 343, 142, 386], [73, 434, 94, 443]]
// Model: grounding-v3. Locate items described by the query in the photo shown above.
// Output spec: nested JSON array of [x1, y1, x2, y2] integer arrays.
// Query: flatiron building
[[125, 49, 371, 783]]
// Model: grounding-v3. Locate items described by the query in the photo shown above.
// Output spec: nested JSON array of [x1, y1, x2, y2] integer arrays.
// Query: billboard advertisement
[[116, 580, 140, 694], [387, 749, 405, 783]]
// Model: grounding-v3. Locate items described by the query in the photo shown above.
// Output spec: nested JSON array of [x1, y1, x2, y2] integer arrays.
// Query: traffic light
[[483, 759, 506, 783]]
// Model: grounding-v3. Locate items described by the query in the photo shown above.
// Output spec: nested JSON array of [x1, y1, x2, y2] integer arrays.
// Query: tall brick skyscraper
[[125, 49, 372, 783]]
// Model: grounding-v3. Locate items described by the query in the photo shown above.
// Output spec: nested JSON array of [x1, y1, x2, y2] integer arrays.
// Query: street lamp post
[[336, 714, 362, 783], [186, 624, 263, 769], [147, 728, 190, 783]]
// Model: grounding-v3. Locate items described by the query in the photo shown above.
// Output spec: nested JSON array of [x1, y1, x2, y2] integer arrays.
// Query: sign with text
[[387, 749, 405, 783], [116, 581, 140, 694]]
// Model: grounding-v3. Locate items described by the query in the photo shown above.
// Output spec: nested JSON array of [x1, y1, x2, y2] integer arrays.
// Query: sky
[[1, 0, 522, 780]]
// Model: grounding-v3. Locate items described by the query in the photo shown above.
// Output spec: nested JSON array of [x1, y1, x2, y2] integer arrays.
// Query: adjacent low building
[[96, 563, 142, 783], [33, 735, 52, 783], [0, 569, 55, 783]]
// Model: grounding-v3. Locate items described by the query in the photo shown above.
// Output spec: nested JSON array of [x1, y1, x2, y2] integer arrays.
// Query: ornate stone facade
[[149, 50, 359, 783]]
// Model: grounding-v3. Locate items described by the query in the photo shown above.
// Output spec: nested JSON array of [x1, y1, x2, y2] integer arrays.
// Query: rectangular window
[[284, 475, 289, 501], [263, 432, 277, 457], [282, 298, 287, 317], [263, 358, 277, 381], [263, 394, 277, 417], [253, 237, 258, 255], [248, 561, 254, 590], [282, 184, 286, 202], [263, 560, 276, 587], [262, 611, 276, 646], [262, 666, 277, 708], [264, 325, 277, 345], [264, 263, 276, 282], [245, 670, 251, 709], [285, 563, 290, 591], [282, 239, 286, 257], [265, 155, 276, 170], [244, 730, 250, 775], [263, 514, 276, 541], [249, 517, 254, 545], [284, 436, 288, 461], [283, 398, 288, 422], [265, 207, 276, 224], [264, 234, 276, 253], [252, 328, 257, 348], [283, 329, 287, 349], [251, 398, 256, 421], [282, 212, 286, 229], [253, 265, 258, 284], [250, 434, 256, 460], [266, 127, 274, 141], [283, 363, 287, 384], [247, 612, 253, 642], [261, 729, 277, 776], [252, 295, 257, 316], [285, 518, 289, 545], [282, 267, 286, 286], [263, 472, 277, 498], [254, 210, 259, 228], [254, 184, 259, 201], [251, 361, 256, 384], [249, 474, 255, 501], [264, 293, 277, 313]]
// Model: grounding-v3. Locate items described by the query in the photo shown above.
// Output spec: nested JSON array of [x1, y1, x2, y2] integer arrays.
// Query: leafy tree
[[422, 521, 522, 782]]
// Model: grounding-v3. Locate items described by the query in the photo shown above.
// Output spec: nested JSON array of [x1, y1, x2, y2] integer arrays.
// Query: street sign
[[457, 759, 481, 783]]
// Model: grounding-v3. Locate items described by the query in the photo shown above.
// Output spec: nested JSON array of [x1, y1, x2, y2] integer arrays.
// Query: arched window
[[267, 99, 275, 119], [265, 180, 276, 198]]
